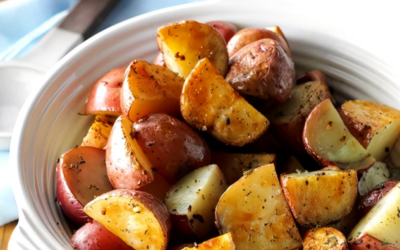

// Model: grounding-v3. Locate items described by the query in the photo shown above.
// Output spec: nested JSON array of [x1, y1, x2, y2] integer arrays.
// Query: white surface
[[0, 150, 17, 226], [8, 0, 400, 249]]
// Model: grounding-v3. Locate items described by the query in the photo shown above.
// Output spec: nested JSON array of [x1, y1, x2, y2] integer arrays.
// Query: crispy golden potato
[[303, 99, 376, 171], [210, 152, 275, 184], [303, 227, 349, 250], [226, 38, 295, 102], [281, 168, 358, 227], [265, 70, 334, 157], [339, 100, 400, 161], [157, 20, 228, 79], [348, 182, 400, 249], [181, 58, 269, 146], [84, 190, 171, 250], [182, 233, 235, 250], [120, 60, 184, 122], [282, 156, 305, 174], [165, 165, 228, 240], [81, 115, 114, 149], [215, 164, 302, 250]]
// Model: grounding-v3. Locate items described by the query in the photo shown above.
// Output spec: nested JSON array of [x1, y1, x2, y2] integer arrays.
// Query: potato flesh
[[81, 115, 113, 148], [84, 195, 166, 250], [281, 169, 357, 227], [165, 165, 228, 239], [304, 99, 375, 170], [358, 162, 390, 196], [182, 233, 235, 250], [211, 152, 275, 184], [215, 164, 302, 250], [303, 227, 348, 250], [348, 182, 400, 248], [122, 60, 184, 122], [157, 20, 228, 79], [180, 58, 269, 146]]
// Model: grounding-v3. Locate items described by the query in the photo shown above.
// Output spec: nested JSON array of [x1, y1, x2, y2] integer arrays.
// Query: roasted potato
[[358, 162, 390, 196], [226, 38, 295, 102], [84, 189, 171, 250], [70, 221, 133, 250], [157, 20, 228, 79], [206, 21, 237, 43], [182, 233, 235, 250], [153, 52, 166, 67], [181, 58, 269, 146], [215, 164, 302, 250], [56, 146, 113, 226], [165, 165, 228, 240], [227, 27, 291, 57], [120, 60, 184, 122], [280, 168, 358, 227], [81, 115, 114, 149], [329, 205, 360, 237], [303, 99, 376, 171], [348, 182, 400, 249], [137, 172, 171, 201], [265, 70, 334, 157], [133, 113, 211, 184], [106, 116, 154, 189], [85, 68, 125, 116], [303, 227, 349, 250], [210, 152, 275, 184], [282, 156, 305, 174], [339, 100, 400, 161]]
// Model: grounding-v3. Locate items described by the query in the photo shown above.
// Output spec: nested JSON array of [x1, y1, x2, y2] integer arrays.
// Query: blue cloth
[[0, 0, 206, 226]]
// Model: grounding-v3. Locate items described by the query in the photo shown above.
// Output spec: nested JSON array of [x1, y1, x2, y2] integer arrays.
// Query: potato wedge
[[265, 70, 334, 157], [181, 58, 269, 146], [165, 165, 228, 240], [210, 152, 275, 184], [226, 38, 295, 102], [121, 60, 184, 122], [358, 162, 390, 196], [206, 21, 237, 43], [157, 20, 228, 79], [303, 99, 376, 171], [303, 227, 349, 250], [339, 100, 400, 161], [215, 164, 302, 250], [282, 156, 305, 174], [280, 168, 358, 227], [106, 116, 154, 189], [84, 189, 171, 250], [348, 182, 400, 249], [182, 233, 235, 250], [81, 115, 114, 149]]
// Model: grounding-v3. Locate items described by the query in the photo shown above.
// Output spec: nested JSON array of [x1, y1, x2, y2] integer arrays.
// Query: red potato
[[206, 21, 238, 43], [84, 190, 171, 250], [153, 52, 166, 67], [350, 236, 400, 250], [137, 172, 171, 201], [133, 113, 211, 185], [81, 115, 115, 149], [56, 147, 114, 226], [85, 68, 125, 116], [70, 221, 133, 250]]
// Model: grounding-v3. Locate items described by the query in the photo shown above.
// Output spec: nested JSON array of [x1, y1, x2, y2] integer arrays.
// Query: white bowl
[[9, 0, 400, 249]]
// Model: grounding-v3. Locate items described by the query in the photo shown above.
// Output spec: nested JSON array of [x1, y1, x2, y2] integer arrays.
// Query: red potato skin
[[85, 68, 125, 116], [358, 181, 398, 217], [297, 70, 327, 85], [133, 113, 211, 184], [349, 234, 400, 250], [206, 21, 238, 43], [153, 52, 166, 67], [70, 221, 133, 250]]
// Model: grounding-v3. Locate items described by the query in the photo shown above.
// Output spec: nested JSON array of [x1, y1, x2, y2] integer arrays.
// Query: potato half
[[81, 115, 114, 149], [165, 165, 228, 240], [84, 189, 171, 250], [157, 20, 228, 79], [121, 60, 184, 122], [281, 168, 358, 227], [215, 164, 302, 250], [182, 233, 236, 250], [303, 227, 349, 250], [181, 58, 269, 146], [339, 100, 400, 161], [303, 99, 376, 171]]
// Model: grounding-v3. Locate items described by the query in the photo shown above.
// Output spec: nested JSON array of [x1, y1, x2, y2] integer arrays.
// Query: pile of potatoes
[[56, 20, 400, 250]]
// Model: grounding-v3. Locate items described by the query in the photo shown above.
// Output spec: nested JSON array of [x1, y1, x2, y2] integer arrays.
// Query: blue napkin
[[0, 0, 206, 226]]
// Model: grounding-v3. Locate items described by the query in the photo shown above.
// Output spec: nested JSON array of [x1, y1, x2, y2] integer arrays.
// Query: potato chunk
[[181, 58, 269, 146], [157, 20, 228, 79], [81, 115, 114, 149], [303, 227, 349, 250], [182, 233, 235, 250], [215, 164, 302, 250], [281, 168, 358, 227], [358, 162, 390, 196], [339, 100, 400, 161], [121, 60, 184, 122], [84, 190, 171, 250], [210, 152, 275, 184]]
